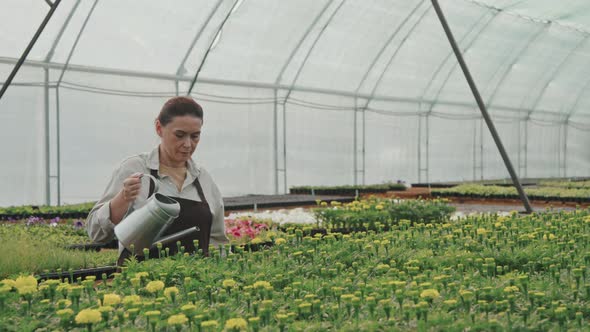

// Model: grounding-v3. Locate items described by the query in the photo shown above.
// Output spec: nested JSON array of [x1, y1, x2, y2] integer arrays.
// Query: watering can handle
[[141, 173, 160, 197], [121, 173, 160, 221]]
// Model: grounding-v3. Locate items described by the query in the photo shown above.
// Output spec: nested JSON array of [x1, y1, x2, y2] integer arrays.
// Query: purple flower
[[50, 217, 61, 224], [26, 216, 44, 226], [73, 219, 85, 229]]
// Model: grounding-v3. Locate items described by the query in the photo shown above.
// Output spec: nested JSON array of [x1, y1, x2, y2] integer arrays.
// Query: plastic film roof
[[1, 0, 590, 205], [1, 0, 589, 125]]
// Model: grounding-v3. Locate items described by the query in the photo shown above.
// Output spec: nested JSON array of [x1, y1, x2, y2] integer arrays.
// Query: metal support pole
[[0, 0, 61, 101], [431, 0, 532, 213], [44, 68, 51, 205], [55, 87, 62, 205], [353, 99, 358, 185], [273, 89, 279, 194]]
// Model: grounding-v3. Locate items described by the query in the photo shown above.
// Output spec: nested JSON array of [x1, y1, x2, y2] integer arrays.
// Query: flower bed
[[432, 183, 590, 203], [2, 210, 589, 330], [290, 182, 407, 195], [0, 219, 118, 279]]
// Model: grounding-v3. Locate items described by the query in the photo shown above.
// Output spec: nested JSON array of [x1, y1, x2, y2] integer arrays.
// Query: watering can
[[114, 174, 196, 253]]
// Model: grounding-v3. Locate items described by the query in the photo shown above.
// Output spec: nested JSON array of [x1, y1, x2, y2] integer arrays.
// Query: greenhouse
[[1, 0, 590, 331]]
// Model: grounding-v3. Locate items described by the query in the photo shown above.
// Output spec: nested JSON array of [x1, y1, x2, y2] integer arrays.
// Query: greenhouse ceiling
[[2, 0, 590, 126]]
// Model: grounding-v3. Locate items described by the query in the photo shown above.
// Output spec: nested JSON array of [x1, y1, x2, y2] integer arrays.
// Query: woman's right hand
[[120, 172, 144, 202], [110, 172, 144, 224]]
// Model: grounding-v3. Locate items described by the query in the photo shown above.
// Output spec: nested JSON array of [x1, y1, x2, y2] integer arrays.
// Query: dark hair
[[157, 96, 203, 126]]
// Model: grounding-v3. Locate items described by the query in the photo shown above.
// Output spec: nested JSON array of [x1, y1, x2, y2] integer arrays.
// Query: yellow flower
[[503, 286, 519, 294], [0, 285, 11, 294], [164, 286, 179, 299], [222, 279, 237, 289], [181, 304, 197, 316], [15, 275, 37, 290], [375, 204, 384, 210], [476, 228, 487, 235], [144, 310, 161, 318], [275, 238, 287, 245], [17, 285, 37, 295], [75, 308, 102, 324], [167, 313, 188, 326], [420, 289, 440, 300], [145, 280, 165, 294], [252, 281, 272, 289], [98, 305, 113, 313], [251, 237, 264, 244], [102, 293, 121, 306], [1, 279, 16, 289], [224, 317, 248, 331], [459, 290, 474, 301], [134, 272, 149, 279], [56, 308, 74, 318], [201, 320, 219, 328], [123, 294, 142, 305], [56, 299, 72, 308]]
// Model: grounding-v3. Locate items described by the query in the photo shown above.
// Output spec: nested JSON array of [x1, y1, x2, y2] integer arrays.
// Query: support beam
[[282, 0, 346, 102], [187, 0, 242, 95], [176, 0, 224, 76], [0, 0, 61, 100], [431, 0, 532, 213]]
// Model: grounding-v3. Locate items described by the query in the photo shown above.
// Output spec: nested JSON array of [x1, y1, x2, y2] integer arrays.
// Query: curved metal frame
[[282, 0, 347, 101], [353, 0, 427, 96], [176, 0, 224, 77], [187, 0, 242, 95], [418, 9, 491, 109], [274, 0, 336, 86]]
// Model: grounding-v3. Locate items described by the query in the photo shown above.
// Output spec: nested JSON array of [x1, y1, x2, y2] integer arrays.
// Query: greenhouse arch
[[1, 0, 589, 206]]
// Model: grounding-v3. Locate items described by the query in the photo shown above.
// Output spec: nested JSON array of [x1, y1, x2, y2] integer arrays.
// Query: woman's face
[[156, 115, 203, 165]]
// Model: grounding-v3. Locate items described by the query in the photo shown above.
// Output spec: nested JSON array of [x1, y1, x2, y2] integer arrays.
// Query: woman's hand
[[110, 172, 144, 224], [121, 173, 143, 202]]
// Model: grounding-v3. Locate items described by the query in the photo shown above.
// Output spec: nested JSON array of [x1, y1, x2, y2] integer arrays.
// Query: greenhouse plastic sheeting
[[0, 0, 589, 205]]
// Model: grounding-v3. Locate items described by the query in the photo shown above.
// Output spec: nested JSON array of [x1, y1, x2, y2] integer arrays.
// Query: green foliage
[[290, 182, 406, 195], [0, 223, 117, 278], [1, 210, 590, 331], [0, 202, 95, 216], [313, 198, 455, 230], [432, 183, 590, 201]]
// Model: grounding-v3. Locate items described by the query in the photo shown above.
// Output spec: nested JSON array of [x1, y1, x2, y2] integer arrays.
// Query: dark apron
[[117, 169, 213, 266]]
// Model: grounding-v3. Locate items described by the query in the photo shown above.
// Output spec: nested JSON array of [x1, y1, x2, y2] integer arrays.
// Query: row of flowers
[[1, 208, 589, 330]]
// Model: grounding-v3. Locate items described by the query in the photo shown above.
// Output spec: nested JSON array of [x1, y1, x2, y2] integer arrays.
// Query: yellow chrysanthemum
[[98, 305, 113, 313], [167, 313, 188, 325], [144, 310, 161, 318], [275, 238, 287, 245], [15, 275, 37, 290], [123, 294, 142, 304], [164, 286, 179, 299], [145, 280, 165, 294], [0, 285, 11, 294], [17, 286, 37, 295], [56, 308, 74, 318], [75, 308, 102, 324], [102, 293, 121, 306], [503, 286, 519, 294], [0, 279, 16, 289], [252, 281, 271, 289], [224, 317, 248, 331], [222, 279, 237, 289], [201, 320, 219, 328]]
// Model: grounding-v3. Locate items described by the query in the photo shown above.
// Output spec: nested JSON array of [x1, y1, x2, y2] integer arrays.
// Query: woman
[[86, 96, 227, 265]]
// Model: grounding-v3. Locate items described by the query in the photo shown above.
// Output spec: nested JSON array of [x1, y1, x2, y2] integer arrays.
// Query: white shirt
[[86, 146, 228, 251]]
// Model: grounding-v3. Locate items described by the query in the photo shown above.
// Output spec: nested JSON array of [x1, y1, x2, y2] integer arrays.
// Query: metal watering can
[[114, 174, 198, 253]]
